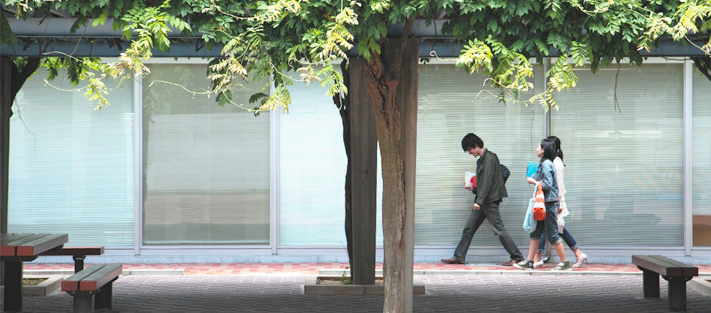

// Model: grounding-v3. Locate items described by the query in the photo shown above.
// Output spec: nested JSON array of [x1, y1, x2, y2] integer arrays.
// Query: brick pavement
[[22, 262, 711, 275], [4, 273, 711, 312]]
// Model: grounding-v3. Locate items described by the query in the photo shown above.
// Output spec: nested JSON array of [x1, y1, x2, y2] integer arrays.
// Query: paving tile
[[4, 273, 711, 312]]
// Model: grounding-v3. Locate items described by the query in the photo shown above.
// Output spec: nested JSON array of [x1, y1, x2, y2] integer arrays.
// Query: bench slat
[[0, 234, 47, 256], [61, 264, 105, 291], [39, 246, 104, 256], [0, 234, 33, 256], [632, 255, 683, 276], [0, 234, 37, 256], [17, 234, 68, 256], [648, 255, 699, 277], [79, 264, 122, 291]]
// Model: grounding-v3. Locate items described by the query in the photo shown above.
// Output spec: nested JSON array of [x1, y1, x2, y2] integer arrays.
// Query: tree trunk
[[348, 58, 378, 285], [332, 60, 355, 278], [363, 21, 418, 312], [0, 57, 11, 236], [0, 56, 41, 287]]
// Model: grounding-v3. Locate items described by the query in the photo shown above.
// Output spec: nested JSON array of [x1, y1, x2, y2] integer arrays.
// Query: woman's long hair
[[547, 135, 564, 163], [540, 138, 557, 163]]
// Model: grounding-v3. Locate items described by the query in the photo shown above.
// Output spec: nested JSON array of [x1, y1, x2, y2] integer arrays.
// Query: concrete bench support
[[632, 255, 698, 311], [61, 264, 122, 313]]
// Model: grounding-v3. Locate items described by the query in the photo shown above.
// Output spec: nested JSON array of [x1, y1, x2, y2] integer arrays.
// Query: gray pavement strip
[[23, 269, 184, 276], [3, 274, 711, 312]]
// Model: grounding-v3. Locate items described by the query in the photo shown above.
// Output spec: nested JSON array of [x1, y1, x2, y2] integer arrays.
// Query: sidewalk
[[22, 262, 711, 275], [6, 262, 711, 312]]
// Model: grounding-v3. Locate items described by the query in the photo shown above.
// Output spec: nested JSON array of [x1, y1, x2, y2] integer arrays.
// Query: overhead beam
[[2, 40, 708, 58], [2, 17, 708, 58], [7, 17, 445, 38]]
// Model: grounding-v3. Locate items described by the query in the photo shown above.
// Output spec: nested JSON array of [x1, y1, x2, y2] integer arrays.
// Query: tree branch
[[692, 56, 711, 83], [10, 57, 40, 101]]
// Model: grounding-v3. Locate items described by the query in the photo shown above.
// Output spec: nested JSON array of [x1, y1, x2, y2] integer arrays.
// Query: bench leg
[[667, 277, 687, 311], [4, 261, 23, 312], [642, 269, 660, 299], [72, 291, 94, 313], [95, 281, 113, 310], [73, 255, 86, 273]]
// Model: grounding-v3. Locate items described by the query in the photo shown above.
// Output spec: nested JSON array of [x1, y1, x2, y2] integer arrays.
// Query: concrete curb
[[304, 275, 425, 295], [24, 269, 184, 276], [320, 269, 646, 276], [0, 276, 63, 296], [691, 277, 711, 297]]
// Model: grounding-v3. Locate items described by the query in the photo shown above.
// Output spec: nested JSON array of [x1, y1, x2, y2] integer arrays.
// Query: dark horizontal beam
[[3, 17, 707, 58], [0, 41, 221, 58], [7, 17, 445, 38], [2, 40, 707, 58]]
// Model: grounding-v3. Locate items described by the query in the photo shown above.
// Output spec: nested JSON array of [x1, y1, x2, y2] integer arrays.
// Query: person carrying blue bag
[[514, 138, 572, 271], [532, 136, 588, 268]]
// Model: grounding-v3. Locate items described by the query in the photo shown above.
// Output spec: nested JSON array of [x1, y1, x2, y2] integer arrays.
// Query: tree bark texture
[[332, 60, 355, 279], [363, 19, 419, 312], [348, 58, 378, 285], [0, 56, 40, 288], [1, 56, 40, 235]]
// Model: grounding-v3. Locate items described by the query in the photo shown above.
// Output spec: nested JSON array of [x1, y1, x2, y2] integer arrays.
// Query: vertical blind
[[142, 64, 270, 245], [279, 75, 383, 246], [416, 64, 545, 246], [7, 61, 693, 250], [552, 63, 683, 247], [692, 65, 711, 246], [9, 69, 135, 246]]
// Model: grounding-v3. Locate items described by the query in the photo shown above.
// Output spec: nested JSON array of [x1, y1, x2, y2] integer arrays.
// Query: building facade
[[7, 58, 711, 263]]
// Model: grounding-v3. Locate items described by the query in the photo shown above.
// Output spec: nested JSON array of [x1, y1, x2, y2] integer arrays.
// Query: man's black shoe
[[441, 257, 465, 264], [501, 259, 521, 266]]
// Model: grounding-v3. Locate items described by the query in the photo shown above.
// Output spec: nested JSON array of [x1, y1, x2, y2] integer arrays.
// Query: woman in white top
[[533, 136, 588, 268]]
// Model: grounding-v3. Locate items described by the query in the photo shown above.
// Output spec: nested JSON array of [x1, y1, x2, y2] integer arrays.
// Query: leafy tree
[[3, 1, 711, 312]]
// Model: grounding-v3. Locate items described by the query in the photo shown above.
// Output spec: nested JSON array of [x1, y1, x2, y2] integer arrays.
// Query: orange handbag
[[533, 182, 546, 221]]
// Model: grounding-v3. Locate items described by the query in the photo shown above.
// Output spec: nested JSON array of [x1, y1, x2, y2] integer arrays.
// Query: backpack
[[500, 164, 510, 184], [471, 164, 510, 194]]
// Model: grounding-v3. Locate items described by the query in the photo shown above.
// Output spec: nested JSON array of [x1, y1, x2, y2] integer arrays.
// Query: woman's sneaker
[[552, 261, 572, 271], [513, 260, 534, 270]]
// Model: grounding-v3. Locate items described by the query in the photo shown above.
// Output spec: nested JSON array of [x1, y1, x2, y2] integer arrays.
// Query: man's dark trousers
[[453, 201, 523, 262]]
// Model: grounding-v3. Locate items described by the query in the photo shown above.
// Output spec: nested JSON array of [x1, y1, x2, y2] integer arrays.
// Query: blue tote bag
[[522, 184, 538, 233]]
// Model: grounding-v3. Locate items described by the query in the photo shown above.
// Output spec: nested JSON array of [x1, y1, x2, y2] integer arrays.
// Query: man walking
[[441, 133, 524, 266]]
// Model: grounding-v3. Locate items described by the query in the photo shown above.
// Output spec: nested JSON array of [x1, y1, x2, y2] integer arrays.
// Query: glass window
[[692, 65, 711, 247], [9, 69, 135, 246], [142, 64, 270, 245], [279, 75, 383, 246], [416, 63, 545, 246], [553, 63, 683, 247]]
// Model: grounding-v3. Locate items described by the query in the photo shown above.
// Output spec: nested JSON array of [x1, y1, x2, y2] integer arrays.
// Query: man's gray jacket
[[475, 149, 508, 205]]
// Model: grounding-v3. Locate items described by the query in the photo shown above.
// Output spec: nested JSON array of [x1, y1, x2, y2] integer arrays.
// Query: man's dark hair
[[540, 138, 557, 162], [461, 133, 484, 152]]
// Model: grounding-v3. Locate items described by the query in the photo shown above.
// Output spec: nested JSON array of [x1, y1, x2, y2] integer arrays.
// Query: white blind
[[142, 64, 270, 245], [552, 63, 683, 247], [279, 76, 383, 246], [416, 64, 545, 246], [692, 65, 711, 246], [9, 69, 135, 247]]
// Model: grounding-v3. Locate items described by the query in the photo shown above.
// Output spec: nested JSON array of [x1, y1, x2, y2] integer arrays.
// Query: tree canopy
[[3, 1, 711, 312], [3, 0, 710, 111]]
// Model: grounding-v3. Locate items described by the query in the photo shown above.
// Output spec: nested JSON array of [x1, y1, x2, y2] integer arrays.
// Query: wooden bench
[[632, 255, 698, 311], [61, 264, 122, 313], [39, 246, 104, 272], [1, 233, 69, 312]]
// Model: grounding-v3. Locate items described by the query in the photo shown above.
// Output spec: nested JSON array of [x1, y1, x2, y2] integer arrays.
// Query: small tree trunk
[[0, 57, 12, 236], [363, 23, 418, 312], [333, 60, 355, 277], [0, 56, 41, 288]]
